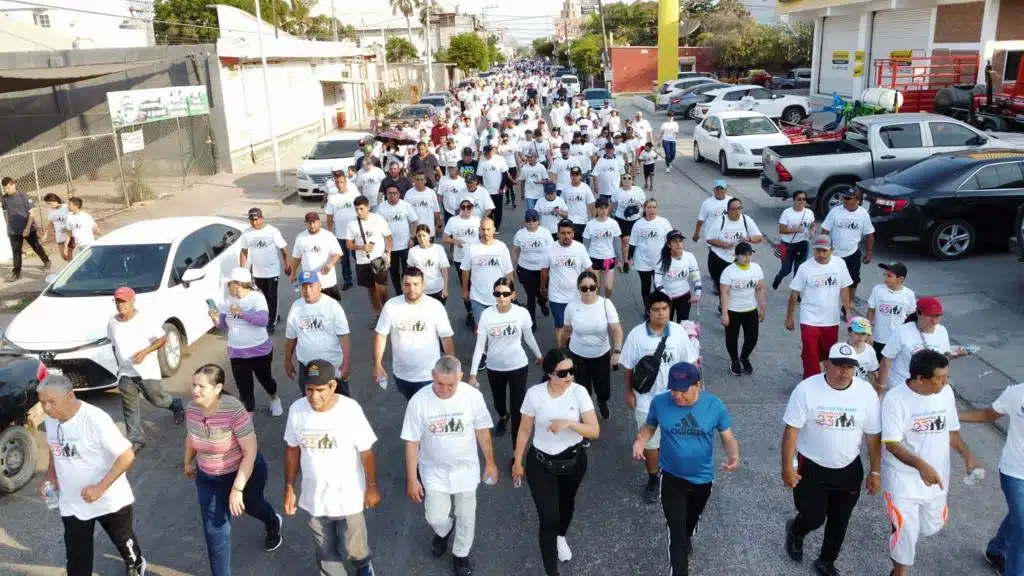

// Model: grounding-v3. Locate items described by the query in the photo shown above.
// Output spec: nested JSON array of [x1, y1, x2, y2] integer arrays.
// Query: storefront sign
[[853, 50, 865, 77], [890, 50, 913, 66], [107, 85, 210, 129], [832, 50, 851, 66]]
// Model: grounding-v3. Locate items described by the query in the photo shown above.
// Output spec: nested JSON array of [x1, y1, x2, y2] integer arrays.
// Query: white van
[[561, 75, 580, 98]]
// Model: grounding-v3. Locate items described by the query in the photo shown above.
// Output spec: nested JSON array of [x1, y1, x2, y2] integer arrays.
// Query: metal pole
[[176, 116, 186, 189], [331, 0, 337, 41], [254, 0, 282, 186], [597, 0, 611, 67], [424, 1, 432, 93], [62, 144, 74, 193], [112, 130, 130, 206], [30, 152, 44, 228], [381, 27, 389, 89], [273, 0, 279, 38]]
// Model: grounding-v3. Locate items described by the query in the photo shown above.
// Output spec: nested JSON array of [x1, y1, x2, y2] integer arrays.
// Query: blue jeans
[[338, 240, 354, 284], [471, 300, 490, 327], [195, 452, 277, 576], [525, 198, 538, 211], [395, 377, 432, 400], [662, 140, 677, 167], [988, 472, 1024, 575]]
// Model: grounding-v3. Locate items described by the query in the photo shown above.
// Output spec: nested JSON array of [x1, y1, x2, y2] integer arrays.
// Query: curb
[[248, 189, 298, 206]]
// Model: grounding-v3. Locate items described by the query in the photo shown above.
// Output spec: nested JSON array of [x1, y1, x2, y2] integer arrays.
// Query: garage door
[[818, 15, 860, 97], [869, 9, 932, 87]]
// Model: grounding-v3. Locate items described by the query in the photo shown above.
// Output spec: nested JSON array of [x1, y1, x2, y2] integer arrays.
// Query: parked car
[[0, 354, 48, 492], [761, 113, 1013, 211], [743, 69, 773, 88], [667, 82, 730, 119], [425, 91, 451, 103], [1, 217, 243, 391], [693, 85, 810, 124], [560, 75, 581, 98], [693, 111, 792, 175], [656, 77, 718, 108], [677, 71, 718, 81], [582, 88, 612, 110], [295, 131, 371, 199], [858, 149, 1024, 260], [397, 104, 437, 120], [419, 96, 447, 111], [771, 68, 812, 90]]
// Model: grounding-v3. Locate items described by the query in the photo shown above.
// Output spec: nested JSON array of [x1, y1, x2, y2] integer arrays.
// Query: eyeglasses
[[460, 205, 474, 210], [493, 291, 514, 298], [578, 284, 598, 293], [525, 217, 539, 222], [553, 367, 575, 378]]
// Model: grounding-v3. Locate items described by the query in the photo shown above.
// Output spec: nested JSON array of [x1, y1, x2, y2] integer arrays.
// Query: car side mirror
[[969, 136, 988, 146], [181, 268, 205, 287], [709, 130, 720, 138]]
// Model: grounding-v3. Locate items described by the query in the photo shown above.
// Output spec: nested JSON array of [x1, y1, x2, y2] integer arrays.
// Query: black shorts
[[643, 163, 655, 177], [615, 217, 636, 238], [842, 250, 862, 285], [356, 261, 389, 288], [572, 223, 585, 239]]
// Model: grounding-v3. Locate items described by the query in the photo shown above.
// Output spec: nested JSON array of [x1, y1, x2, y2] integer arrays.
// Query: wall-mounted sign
[[853, 50, 865, 77], [120, 129, 145, 153], [890, 50, 913, 66], [107, 85, 210, 129], [831, 50, 850, 66]]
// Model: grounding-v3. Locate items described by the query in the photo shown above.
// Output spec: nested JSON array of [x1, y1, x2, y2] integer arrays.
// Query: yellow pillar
[[658, 0, 680, 87]]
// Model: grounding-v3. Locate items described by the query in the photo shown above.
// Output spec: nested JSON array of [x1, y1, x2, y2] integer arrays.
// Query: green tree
[[390, 0, 422, 46], [532, 38, 555, 60], [387, 35, 420, 62], [569, 34, 604, 77], [554, 42, 571, 67], [155, 0, 287, 42], [486, 35, 506, 68], [446, 33, 490, 72], [584, 1, 657, 46]]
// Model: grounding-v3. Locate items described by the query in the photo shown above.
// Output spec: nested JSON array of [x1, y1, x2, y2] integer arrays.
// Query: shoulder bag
[[631, 328, 670, 394], [356, 217, 388, 275]]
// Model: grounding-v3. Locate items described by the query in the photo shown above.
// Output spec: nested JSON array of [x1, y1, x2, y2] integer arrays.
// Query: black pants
[[872, 341, 886, 358], [517, 266, 547, 326], [229, 352, 278, 412], [321, 284, 342, 302], [571, 350, 611, 404], [253, 276, 280, 326], [842, 250, 862, 288], [638, 270, 655, 309], [9, 229, 49, 275], [707, 251, 729, 295], [662, 472, 713, 576], [792, 455, 863, 564], [670, 294, 692, 323], [526, 446, 588, 576], [388, 248, 410, 295], [774, 240, 808, 286], [724, 308, 759, 362], [337, 239, 354, 285], [454, 261, 471, 313], [62, 504, 144, 576], [487, 365, 529, 449], [490, 193, 504, 231]]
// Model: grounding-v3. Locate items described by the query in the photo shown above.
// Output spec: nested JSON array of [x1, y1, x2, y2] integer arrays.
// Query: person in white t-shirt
[[240, 207, 291, 331], [64, 196, 101, 255], [559, 270, 623, 420], [628, 198, 675, 309], [107, 286, 185, 450], [460, 217, 514, 330], [719, 242, 766, 376], [561, 167, 595, 238], [511, 349, 601, 575], [653, 229, 702, 322], [284, 271, 352, 395], [408, 224, 451, 302], [402, 356, 497, 576], [881, 349, 977, 576], [582, 197, 622, 297], [458, 175, 496, 220], [772, 192, 816, 291], [821, 189, 875, 305], [867, 262, 916, 358], [959, 382, 1024, 575], [704, 197, 763, 304], [786, 234, 854, 379], [39, 375, 146, 576], [355, 157, 386, 208], [658, 111, 680, 173], [592, 142, 625, 200], [42, 192, 71, 261], [376, 184, 419, 295], [477, 145, 512, 231], [291, 212, 344, 301], [513, 209, 554, 329], [846, 316, 881, 392], [375, 267, 456, 400], [692, 180, 733, 295], [541, 220, 594, 344], [535, 183, 569, 236], [518, 151, 549, 211], [781, 343, 882, 575], [638, 142, 658, 191], [878, 297, 973, 391], [324, 177, 361, 290], [283, 359, 379, 576], [345, 196, 394, 318]]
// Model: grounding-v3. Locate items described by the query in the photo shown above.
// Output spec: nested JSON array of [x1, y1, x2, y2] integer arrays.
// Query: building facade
[[0, 0, 153, 49]]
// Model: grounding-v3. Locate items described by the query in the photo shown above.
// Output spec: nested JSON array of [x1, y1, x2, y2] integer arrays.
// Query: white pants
[[424, 489, 477, 557], [885, 492, 948, 566]]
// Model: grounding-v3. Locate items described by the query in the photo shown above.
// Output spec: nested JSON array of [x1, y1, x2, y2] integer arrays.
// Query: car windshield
[[585, 90, 610, 100], [307, 139, 361, 160], [46, 244, 171, 297], [421, 98, 445, 106], [400, 107, 429, 118], [724, 117, 779, 136]]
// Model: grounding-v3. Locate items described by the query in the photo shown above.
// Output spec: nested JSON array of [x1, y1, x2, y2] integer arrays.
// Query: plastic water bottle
[[377, 375, 389, 391], [964, 468, 986, 485], [484, 474, 496, 486], [513, 477, 522, 489], [43, 481, 59, 510]]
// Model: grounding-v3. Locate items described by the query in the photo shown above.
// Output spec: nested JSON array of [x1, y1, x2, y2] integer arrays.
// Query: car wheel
[[685, 105, 697, 120], [693, 142, 704, 163], [158, 322, 184, 378], [719, 152, 731, 176], [782, 106, 805, 125], [930, 219, 976, 260], [0, 425, 36, 493], [979, 119, 998, 132], [819, 182, 853, 213]]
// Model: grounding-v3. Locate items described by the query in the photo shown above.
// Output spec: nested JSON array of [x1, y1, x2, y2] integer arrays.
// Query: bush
[[369, 88, 403, 120]]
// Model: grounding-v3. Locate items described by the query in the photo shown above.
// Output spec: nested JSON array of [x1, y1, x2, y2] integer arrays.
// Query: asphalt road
[[0, 99, 1019, 576]]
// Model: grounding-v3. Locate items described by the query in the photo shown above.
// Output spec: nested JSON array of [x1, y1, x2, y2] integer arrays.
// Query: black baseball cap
[[569, 166, 582, 175], [465, 174, 479, 184], [247, 207, 263, 219], [879, 262, 908, 278], [303, 359, 336, 386]]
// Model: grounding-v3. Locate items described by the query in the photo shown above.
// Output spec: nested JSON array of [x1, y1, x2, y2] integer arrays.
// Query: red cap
[[304, 211, 320, 223], [113, 287, 136, 301], [916, 296, 943, 316]]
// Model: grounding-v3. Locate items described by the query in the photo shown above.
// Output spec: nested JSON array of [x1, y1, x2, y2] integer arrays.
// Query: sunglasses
[[525, 217, 539, 222], [578, 284, 598, 293], [460, 205, 474, 210], [553, 367, 575, 378], [493, 291, 514, 298]]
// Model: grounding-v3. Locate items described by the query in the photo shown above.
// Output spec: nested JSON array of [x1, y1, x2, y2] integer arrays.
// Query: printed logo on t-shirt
[[398, 318, 428, 332], [50, 439, 79, 459], [719, 230, 745, 243], [730, 277, 758, 290], [488, 322, 519, 337], [527, 239, 545, 248], [833, 219, 860, 231], [251, 238, 272, 249], [666, 412, 709, 437], [473, 256, 501, 268], [814, 407, 857, 429], [811, 273, 840, 288], [428, 413, 466, 435], [410, 198, 431, 208], [300, 431, 338, 451], [303, 243, 323, 255], [454, 226, 478, 237], [877, 302, 906, 316], [297, 314, 328, 332], [385, 212, 408, 224], [554, 256, 578, 268], [639, 229, 662, 240], [911, 411, 948, 433]]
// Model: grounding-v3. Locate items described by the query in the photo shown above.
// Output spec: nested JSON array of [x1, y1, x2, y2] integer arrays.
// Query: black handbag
[[631, 333, 669, 394]]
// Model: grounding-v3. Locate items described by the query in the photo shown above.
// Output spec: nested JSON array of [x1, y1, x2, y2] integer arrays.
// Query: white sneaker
[[556, 536, 572, 562], [269, 397, 283, 417], [665, 166, 671, 173]]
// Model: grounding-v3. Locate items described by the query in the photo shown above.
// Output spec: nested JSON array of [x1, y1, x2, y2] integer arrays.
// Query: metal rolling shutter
[[869, 9, 932, 87], [818, 15, 860, 97]]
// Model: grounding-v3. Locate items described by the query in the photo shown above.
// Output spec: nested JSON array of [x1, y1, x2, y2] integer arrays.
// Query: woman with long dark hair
[[627, 198, 673, 309], [559, 271, 623, 420], [513, 349, 600, 576], [654, 230, 702, 322]]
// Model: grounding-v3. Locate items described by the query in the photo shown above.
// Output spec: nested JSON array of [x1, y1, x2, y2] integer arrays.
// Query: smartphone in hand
[[205, 298, 217, 313]]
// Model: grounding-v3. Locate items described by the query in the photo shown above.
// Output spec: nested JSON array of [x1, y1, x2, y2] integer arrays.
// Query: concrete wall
[[608, 47, 714, 94], [0, 0, 151, 49]]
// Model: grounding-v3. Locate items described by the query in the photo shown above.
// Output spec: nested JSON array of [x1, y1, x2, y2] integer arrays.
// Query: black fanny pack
[[532, 444, 583, 475]]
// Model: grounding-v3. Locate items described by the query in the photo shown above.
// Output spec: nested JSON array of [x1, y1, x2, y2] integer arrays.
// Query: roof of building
[[0, 14, 78, 53]]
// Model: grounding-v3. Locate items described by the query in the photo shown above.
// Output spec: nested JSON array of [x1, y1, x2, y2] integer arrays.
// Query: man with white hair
[[633, 112, 653, 147]]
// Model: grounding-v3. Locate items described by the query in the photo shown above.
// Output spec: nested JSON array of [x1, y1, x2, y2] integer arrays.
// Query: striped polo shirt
[[186, 395, 254, 476]]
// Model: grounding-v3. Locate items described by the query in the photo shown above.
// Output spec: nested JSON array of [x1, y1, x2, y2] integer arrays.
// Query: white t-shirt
[[401, 384, 493, 494], [534, 196, 568, 234], [570, 142, 596, 173], [565, 297, 620, 358], [219, 290, 270, 350], [779, 207, 815, 244], [582, 217, 622, 260], [620, 322, 700, 413], [822, 205, 875, 258], [549, 156, 580, 192], [882, 383, 960, 498], [407, 244, 450, 294], [65, 211, 97, 248], [439, 146, 461, 169], [438, 176, 468, 215], [706, 215, 762, 263], [344, 214, 392, 265], [443, 214, 481, 263], [592, 155, 625, 196], [612, 186, 646, 221], [376, 200, 418, 250], [460, 241, 514, 305], [519, 163, 549, 200], [697, 195, 732, 243], [882, 323, 952, 390], [285, 297, 350, 369], [375, 295, 455, 382], [292, 230, 343, 289], [521, 383, 594, 455], [660, 121, 680, 142], [562, 182, 595, 225], [48, 204, 69, 242], [992, 384, 1024, 480], [107, 311, 164, 380], [356, 167, 386, 207], [325, 190, 360, 238], [457, 187, 495, 220], [720, 263, 764, 312], [477, 155, 509, 194], [853, 342, 880, 380], [654, 252, 701, 299], [241, 225, 287, 279], [868, 285, 917, 345], [45, 403, 134, 520], [629, 216, 674, 272], [404, 188, 441, 235], [472, 305, 535, 373], [640, 149, 658, 165], [789, 257, 853, 327], [283, 395, 377, 517], [782, 373, 881, 469], [513, 227, 553, 271], [543, 241, 593, 304]]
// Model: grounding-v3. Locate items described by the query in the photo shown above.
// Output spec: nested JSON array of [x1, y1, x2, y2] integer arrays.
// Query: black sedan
[[858, 149, 1024, 260]]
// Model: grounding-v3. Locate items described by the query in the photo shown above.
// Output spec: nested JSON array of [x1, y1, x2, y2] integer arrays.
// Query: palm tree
[[418, 0, 439, 27], [390, 0, 421, 46], [284, 0, 316, 36]]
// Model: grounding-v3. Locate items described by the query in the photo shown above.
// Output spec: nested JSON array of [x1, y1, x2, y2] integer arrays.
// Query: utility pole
[[596, 0, 610, 66], [381, 27, 389, 88], [331, 0, 338, 41], [253, 0, 281, 185], [272, 0, 279, 38], [424, 1, 432, 92]]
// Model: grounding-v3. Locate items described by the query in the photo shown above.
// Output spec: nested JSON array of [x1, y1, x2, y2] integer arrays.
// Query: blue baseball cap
[[713, 179, 728, 189], [667, 362, 701, 391], [524, 209, 540, 220], [543, 182, 557, 194], [298, 270, 319, 284]]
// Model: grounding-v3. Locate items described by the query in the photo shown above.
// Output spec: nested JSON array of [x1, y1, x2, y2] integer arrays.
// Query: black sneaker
[[465, 312, 475, 327], [772, 276, 781, 290], [131, 440, 146, 454], [494, 415, 508, 437], [453, 555, 473, 576], [813, 558, 840, 576], [643, 474, 660, 504], [171, 398, 185, 425], [264, 513, 283, 551], [540, 303, 550, 317], [785, 518, 804, 562], [985, 551, 1005, 575], [598, 402, 610, 420], [730, 361, 742, 376], [127, 558, 147, 576], [432, 529, 451, 557], [741, 358, 753, 375], [342, 281, 353, 291]]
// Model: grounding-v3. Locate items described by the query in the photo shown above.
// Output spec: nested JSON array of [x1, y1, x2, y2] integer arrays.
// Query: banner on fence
[[120, 130, 145, 153], [107, 86, 210, 129]]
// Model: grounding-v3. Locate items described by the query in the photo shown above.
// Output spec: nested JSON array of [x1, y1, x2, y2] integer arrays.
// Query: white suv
[[693, 85, 809, 125]]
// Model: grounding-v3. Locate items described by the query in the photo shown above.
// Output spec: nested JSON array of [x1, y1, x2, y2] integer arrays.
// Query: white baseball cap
[[229, 267, 253, 284], [828, 342, 859, 367]]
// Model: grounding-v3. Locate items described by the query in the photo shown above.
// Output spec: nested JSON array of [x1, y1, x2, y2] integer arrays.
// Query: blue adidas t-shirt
[[646, 391, 731, 484]]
